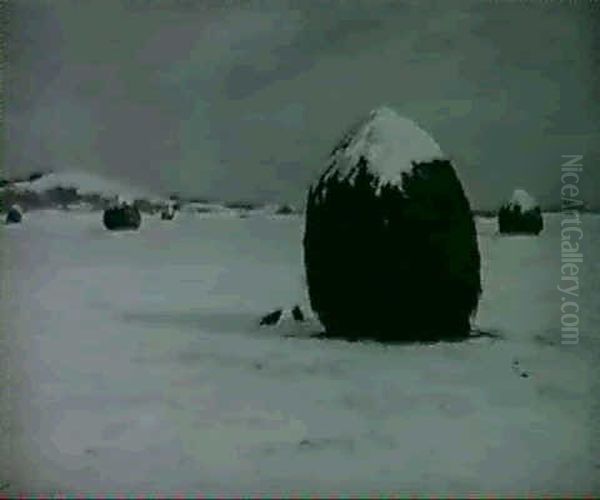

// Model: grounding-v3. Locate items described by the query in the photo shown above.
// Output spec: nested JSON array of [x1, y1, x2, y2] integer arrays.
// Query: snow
[[322, 107, 444, 193], [9, 170, 156, 203], [508, 189, 538, 212], [182, 202, 290, 218], [1, 211, 599, 496], [181, 202, 242, 217]]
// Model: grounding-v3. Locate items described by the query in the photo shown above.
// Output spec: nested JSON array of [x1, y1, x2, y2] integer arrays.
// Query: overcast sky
[[5, 0, 600, 208]]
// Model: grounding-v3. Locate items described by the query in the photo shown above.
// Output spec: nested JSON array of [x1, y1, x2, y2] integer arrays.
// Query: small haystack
[[5, 205, 23, 225], [498, 189, 543, 235], [103, 202, 142, 231]]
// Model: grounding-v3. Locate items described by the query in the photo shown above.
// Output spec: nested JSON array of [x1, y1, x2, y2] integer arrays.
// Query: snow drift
[[498, 189, 543, 235], [303, 106, 481, 342]]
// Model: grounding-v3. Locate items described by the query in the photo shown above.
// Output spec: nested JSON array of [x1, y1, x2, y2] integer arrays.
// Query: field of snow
[[1, 210, 599, 496]]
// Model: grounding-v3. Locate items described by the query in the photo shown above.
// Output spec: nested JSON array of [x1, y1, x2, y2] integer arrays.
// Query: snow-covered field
[[1, 210, 599, 497]]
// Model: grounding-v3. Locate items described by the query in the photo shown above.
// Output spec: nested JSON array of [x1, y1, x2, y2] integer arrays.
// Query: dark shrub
[[28, 172, 44, 182], [160, 206, 175, 220], [224, 201, 259, 211], [103, 204, 142, 231], [45, 186, 79, 208], [276, 204, 296, 215], [1, 189, 47, 211], [1, 189, 18, 211]]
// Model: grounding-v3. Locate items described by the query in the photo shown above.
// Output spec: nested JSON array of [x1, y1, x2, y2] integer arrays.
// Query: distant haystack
[[498, 189, 543, 235], [276, 204, 296, 215], [5, 205, 23, 224], [161, 204, 176, 220], [103, 202, 142, 231], [303, 106, 481, 342]]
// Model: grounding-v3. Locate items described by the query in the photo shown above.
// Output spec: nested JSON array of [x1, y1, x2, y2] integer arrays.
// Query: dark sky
[[4, 0, 600, 208]]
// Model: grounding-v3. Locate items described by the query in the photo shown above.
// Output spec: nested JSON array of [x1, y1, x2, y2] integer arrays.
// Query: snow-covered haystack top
[[507, 189, 538, 213], [321, 106, 444, 195]]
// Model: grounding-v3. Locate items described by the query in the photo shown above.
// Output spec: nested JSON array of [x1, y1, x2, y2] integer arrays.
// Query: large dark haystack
[[5, 205, 23, 224], [103, 203, 142, 231], [303, 107, 481, 343], [498, 189, 543, 235]]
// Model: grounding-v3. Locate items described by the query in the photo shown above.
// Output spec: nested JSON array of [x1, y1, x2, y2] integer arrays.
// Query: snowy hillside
[[3, 170, 161, 205], [1, 171, 296, 217]]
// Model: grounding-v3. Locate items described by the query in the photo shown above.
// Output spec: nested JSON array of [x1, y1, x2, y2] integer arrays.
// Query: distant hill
[[0, 170, 165, 213], [0, 170, 299, 216]]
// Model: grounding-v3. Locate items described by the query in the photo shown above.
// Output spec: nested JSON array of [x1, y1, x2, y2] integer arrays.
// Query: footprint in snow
[[512, 359, 530, 378]]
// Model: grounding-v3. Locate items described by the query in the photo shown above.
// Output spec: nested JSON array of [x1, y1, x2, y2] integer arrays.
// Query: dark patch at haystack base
[[259, 309, 283, 326], [498, 204, 543, 235], [304, 157, 481, 343], [292, 305, 305, 322], [259, 305, 307, 327], [5, 206, 23, 224], [103, 204, 142, 231]]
